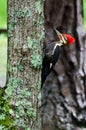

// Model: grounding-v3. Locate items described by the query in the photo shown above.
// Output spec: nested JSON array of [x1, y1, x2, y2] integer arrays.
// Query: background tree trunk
[[7, 0, 44, 129], [42, 0, 86, 130]]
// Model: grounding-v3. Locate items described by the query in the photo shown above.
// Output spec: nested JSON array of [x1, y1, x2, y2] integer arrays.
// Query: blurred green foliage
[[0, 34, 7, 76], [0, 88, 16, 129], [83, 0, 86, 28], [0, 0, 7, 87], [0, 0, 7, 29]]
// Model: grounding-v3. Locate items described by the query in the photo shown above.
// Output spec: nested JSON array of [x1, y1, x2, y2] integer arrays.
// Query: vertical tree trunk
[[7, 0, 44, 129], [42, 0, 86, 130]]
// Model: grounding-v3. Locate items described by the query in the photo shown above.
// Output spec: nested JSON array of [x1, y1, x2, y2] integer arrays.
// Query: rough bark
[[41, 0, 86, 130], [7, 0, 44, 129]]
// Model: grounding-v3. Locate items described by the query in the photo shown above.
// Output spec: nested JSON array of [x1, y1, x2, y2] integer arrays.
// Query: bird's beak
[[54, 28, 67, 44]]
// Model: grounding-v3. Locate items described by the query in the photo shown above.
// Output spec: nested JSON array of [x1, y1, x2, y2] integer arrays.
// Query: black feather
[[41, 45, 60, 87]]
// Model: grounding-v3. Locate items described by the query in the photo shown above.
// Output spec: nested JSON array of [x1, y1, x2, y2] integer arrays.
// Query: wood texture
[[7, 0, 43, 129], [42, 0, 86, 130]]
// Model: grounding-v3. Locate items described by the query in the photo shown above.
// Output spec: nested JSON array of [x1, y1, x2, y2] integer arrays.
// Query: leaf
[[0, 125, 4, 130], [0, 114, 5, 120]]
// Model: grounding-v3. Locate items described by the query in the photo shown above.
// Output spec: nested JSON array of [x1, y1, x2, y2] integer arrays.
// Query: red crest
[[63, 34, 75, 44]]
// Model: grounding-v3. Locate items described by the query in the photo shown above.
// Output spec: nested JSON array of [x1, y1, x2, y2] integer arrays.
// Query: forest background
[[0, 0, 86, 129]]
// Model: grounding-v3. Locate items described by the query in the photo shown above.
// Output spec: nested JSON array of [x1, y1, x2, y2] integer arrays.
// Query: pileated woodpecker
[[41, 29, 75, 86]]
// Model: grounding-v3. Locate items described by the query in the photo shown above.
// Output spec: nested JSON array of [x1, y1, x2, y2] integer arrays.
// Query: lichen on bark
[[7, 0, 44, 129]]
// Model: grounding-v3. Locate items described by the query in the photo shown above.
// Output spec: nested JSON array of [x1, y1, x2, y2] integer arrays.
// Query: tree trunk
[[7, 0, 44, 129], [41, 0, 86, 130]]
